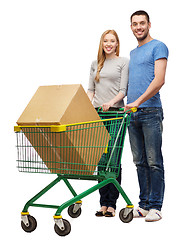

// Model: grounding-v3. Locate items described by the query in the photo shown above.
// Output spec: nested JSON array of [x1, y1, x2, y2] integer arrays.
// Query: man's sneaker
[[145, 209, 162, 222], [133, 207, 149, 218]]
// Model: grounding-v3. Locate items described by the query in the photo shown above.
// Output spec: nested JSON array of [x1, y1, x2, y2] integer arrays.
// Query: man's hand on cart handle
[[124, 101, 138, 113], [123, 105, 137, 113]]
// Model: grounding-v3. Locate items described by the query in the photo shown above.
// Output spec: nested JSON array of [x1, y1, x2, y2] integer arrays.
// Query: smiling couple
[[87, 10, 168, 222]]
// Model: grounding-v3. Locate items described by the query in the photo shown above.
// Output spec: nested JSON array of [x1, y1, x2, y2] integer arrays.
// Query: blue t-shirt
[[127, 39, 169, 108]]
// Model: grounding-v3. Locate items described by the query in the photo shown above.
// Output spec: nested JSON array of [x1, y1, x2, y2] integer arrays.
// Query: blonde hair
[[95, 30, 120, 82]]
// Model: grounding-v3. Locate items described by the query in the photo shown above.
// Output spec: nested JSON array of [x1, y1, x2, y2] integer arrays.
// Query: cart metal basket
[[15, 108, 136, 236]]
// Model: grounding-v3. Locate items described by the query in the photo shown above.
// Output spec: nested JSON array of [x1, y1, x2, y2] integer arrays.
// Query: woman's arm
[[87, 90, 95, 102], [102, 92, 125, 111]]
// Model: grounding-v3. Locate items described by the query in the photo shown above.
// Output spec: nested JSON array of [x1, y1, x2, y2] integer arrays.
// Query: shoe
[[95, 211, 106, 217], [95, 211, 105, 217], [105, 211, 115, 217], [133, 207, 149, 218], [105, 207, 115, 217], [145, 209, 162, 222], [95, 206, 107, 217]]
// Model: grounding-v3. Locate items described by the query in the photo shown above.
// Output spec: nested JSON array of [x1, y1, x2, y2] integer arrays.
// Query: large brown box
[[17, 85, 110, 175]]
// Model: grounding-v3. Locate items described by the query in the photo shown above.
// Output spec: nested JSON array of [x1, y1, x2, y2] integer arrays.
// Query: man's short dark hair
[[130, 10, 150, 23]]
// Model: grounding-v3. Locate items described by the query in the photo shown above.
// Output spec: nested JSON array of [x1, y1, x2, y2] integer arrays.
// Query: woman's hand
[[102, 100, 114, 111], [102, 92, 125, 112]]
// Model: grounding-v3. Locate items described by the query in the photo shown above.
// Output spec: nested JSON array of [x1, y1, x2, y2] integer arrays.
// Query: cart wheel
[[119, 208, 133, 223], [68, 204, 82, 218], [21, 215, 37, 233], [54, 219, 71, 236]]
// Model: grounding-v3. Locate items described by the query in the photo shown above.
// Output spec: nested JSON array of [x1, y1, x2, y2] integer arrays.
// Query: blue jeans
[[97, 111, 124, 210], [128, 108, 164, 211]]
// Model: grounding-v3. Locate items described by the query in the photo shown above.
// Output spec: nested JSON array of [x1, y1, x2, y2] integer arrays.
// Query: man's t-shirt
[[127, 39, 169, 108]]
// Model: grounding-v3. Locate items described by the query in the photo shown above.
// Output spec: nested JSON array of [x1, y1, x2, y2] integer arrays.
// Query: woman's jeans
[[97, 112, 123, 210], [128, 108, 164, 211]]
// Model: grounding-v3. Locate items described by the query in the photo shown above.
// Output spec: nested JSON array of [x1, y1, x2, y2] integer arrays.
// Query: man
[[124, 10, 168, 222]]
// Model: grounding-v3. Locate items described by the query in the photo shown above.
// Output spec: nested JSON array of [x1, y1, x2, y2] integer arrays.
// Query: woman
[[87, 30, 129, 217]]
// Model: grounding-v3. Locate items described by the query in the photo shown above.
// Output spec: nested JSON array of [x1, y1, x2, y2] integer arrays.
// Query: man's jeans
[[128, 108, 164, 211]]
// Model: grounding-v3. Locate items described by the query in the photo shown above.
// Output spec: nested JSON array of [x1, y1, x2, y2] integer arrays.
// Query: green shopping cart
[[14, 108, 136, 236]]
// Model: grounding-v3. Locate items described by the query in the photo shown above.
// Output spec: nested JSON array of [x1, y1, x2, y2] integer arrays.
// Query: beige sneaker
[[145, 209, 162, 222], [133, 207, 149, 218]]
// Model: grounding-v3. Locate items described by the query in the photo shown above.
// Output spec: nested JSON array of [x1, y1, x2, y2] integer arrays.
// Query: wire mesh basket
[[15, 113, 130, 179]]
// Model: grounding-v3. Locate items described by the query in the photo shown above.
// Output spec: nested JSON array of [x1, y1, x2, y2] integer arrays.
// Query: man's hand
[[124, 100, 140, 112]]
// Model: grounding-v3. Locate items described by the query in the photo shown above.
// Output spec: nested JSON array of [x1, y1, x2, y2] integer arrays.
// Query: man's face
[[131, 15, 151, 41]]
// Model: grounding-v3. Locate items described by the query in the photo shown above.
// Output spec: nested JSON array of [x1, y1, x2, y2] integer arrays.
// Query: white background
[[0, 0, 179, 239]]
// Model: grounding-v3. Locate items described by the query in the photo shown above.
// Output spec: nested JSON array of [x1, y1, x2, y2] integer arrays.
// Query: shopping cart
[[14, 107, 136, 236]]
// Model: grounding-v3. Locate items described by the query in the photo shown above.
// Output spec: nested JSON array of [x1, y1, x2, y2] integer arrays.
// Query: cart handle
[[97, 107, 137, 113], [14, 108, 137, 133]]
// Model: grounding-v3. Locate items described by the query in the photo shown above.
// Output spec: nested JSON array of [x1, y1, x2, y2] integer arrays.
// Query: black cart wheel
[[119, 208, 133, 223], [68, 204, 82, 218], [21, 215, 37, 233], [54, 219, 71, 236]]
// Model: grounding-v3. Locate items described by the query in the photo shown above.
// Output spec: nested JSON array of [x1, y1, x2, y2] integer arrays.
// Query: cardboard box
[[17, 85, 110, 175], [17, 84, 101, 125]]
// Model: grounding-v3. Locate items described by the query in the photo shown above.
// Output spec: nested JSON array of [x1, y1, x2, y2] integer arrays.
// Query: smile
[[105, 47, 112, 51], [136, 31, 143, 35]]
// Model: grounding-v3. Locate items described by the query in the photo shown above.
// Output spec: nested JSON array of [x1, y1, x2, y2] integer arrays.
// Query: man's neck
[[138, 35, 153, 47]]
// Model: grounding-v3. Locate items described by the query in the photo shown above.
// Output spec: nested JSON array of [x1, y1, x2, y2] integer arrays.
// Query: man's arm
[[124, 58, 167, 111]]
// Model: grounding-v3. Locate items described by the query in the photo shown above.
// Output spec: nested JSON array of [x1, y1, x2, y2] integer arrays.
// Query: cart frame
[[15, 108, 136, 236]]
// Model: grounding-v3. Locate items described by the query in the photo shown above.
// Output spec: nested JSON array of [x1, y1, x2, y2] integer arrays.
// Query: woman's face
[[102, 33, 118, 58]]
